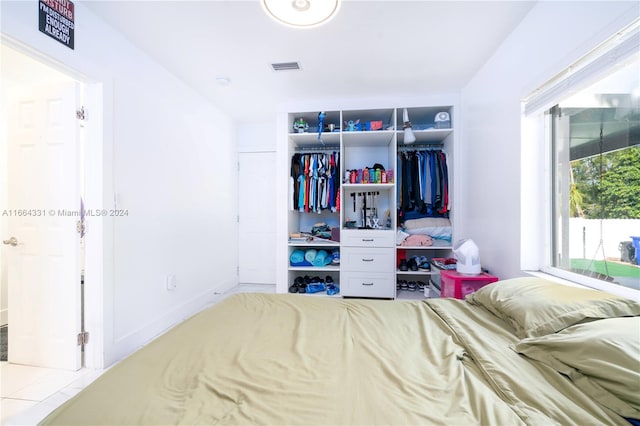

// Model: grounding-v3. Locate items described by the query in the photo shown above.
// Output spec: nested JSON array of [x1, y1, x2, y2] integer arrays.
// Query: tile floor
[[0, 284, 274, 426]]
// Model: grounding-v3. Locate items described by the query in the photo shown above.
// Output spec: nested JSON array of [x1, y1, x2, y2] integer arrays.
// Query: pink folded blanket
[[401, 234, 433, 247]]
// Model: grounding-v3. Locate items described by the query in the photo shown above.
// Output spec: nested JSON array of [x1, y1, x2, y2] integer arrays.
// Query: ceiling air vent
[[271, 61, 301, 71]]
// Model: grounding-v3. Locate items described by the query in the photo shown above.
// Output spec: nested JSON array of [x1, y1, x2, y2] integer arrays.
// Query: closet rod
[[397, 144, 443, 152], [294, 146, 339, 153]]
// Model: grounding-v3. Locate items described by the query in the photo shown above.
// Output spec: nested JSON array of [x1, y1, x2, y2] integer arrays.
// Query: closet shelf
[[397, 243, 453, 250], [343, 183, 394, 191], [397, 269, 434, 276], [342, 130, 395, 146], [397, 128, 452, 144], [288, 265, 340, 272], [288, 240, 340, 247], [289, 132, 340, 147]]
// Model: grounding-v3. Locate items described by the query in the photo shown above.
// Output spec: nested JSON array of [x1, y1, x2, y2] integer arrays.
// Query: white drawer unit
[[340, 234, 395, 297], [341, 247, 394, 273], [342, 272, 395, 298], [341, 230, 394, 248]]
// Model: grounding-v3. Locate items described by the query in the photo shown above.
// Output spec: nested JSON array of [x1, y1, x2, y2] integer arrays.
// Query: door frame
[[1, 35, 106, 369]]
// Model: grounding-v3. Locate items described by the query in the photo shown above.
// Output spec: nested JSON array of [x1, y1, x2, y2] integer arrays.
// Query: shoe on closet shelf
[[399, 259, 408, 271], [306, 283, 326, 293], [330, 249, 340, 265], [289, 276, 304, 293], [407, 257, 419, 271], [417, 256, 431, 271]]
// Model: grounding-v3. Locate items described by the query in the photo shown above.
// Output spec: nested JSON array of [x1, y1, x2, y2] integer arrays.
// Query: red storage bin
[[440, 270, 498, 299]]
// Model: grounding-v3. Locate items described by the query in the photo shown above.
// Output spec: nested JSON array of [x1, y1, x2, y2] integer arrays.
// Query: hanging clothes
[[290, 151, 341, 213], [397, 148, 449, 222]]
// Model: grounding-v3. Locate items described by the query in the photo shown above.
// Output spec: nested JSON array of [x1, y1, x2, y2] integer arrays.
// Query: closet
[[278, 104, 456, 299]]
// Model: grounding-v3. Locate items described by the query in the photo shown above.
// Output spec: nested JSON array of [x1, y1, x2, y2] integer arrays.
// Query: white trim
[[110, 279, 235, 363], [0, 34, 107, 370], [523, 19, 640, 116]]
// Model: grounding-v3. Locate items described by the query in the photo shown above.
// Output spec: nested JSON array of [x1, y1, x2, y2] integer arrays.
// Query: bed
[[40, 277, 640, 425]]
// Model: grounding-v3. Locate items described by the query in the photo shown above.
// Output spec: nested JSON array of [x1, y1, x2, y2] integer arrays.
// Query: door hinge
[[77, 331, 90, 346], [237, 266, 239, 276], [237, 215, 240, 223], [76, 106, 87, 121], [76, 220, 85, 235]]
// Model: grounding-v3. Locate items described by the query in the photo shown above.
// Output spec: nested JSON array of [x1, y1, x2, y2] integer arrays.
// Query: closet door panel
[[239, 151, 276, 284]]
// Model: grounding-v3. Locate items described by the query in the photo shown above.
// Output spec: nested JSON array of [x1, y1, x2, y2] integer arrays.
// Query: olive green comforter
[[40, 293, 627, 425]]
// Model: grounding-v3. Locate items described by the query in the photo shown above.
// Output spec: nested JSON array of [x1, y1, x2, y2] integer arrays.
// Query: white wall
[[1, 1, 237, 366], [459, 1, 639, 279], [237, 121, 276, 153]]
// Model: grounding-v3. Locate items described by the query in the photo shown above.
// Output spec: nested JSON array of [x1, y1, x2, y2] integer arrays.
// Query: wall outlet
[[166, 274, 177, 291]]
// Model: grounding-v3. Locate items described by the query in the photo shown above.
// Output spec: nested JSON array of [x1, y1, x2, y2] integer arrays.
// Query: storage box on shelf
[[440, 270, 499, 299], [427, 257, 457, 296]]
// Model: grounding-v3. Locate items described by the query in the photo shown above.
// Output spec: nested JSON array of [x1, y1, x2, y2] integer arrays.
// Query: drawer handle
[[362, 258, 374, 262], [361, 238, 374, 242], [362, 282, 374, 286]]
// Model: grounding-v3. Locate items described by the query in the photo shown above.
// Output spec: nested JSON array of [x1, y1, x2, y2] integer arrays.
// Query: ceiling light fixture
[[261, 0, 341, 29]]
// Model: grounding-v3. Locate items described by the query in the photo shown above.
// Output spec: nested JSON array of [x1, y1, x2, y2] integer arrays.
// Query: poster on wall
[[39, 0, 75, 50]]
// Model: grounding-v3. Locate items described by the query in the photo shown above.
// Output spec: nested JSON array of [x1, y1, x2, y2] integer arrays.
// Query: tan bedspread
[[40, 294, 627, 425]]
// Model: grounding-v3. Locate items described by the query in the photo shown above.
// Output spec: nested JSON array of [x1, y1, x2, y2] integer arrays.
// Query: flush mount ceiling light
[[261, 0, 341, 29]]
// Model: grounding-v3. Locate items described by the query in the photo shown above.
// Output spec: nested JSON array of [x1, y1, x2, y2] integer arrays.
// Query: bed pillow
[[515, 316, 640, 418], [466, 277, 640, 338]]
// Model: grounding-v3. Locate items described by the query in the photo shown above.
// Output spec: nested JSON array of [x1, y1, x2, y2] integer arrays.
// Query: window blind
[[523, 20, 640, 116]]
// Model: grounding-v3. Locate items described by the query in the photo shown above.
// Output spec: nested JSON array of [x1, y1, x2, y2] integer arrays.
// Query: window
[[549, 57, 639, 291], [523, 19, 639, 295]]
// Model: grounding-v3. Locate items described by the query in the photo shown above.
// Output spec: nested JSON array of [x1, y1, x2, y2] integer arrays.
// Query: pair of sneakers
[[400, 256, 430, 271], [397, 280, 427, 292], [289, 275, 339, 294]]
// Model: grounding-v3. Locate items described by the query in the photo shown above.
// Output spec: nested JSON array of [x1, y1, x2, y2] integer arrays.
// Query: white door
[[5, 83, 81, 370], [238, 152, 276, 284]]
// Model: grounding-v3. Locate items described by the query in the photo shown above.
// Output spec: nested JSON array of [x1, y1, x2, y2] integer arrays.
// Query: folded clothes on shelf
[[290, 248, 337, 267], [312, 250, 329, 267], [400, 234, 433, 247]]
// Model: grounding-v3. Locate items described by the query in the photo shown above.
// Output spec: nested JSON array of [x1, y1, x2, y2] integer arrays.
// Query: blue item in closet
[[306, 283, 326, 293], [311, 250, 331, 267], [304, 249, 318, 264], [290, 249, 312, 266]]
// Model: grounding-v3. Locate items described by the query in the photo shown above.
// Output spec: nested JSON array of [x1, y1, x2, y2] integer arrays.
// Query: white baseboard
[[109, 278, 238, 365], [0, 308, 7, 326]]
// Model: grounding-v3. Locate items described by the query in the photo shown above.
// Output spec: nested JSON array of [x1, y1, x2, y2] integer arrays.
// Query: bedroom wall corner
[[459, 1, 640, 280]]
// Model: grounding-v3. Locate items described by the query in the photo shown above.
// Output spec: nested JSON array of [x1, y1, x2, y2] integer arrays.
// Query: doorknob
[[3, 237, 18, 246]]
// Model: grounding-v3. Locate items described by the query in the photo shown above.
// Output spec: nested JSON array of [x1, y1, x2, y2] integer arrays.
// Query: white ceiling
[[84, 0, 536, 122]]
